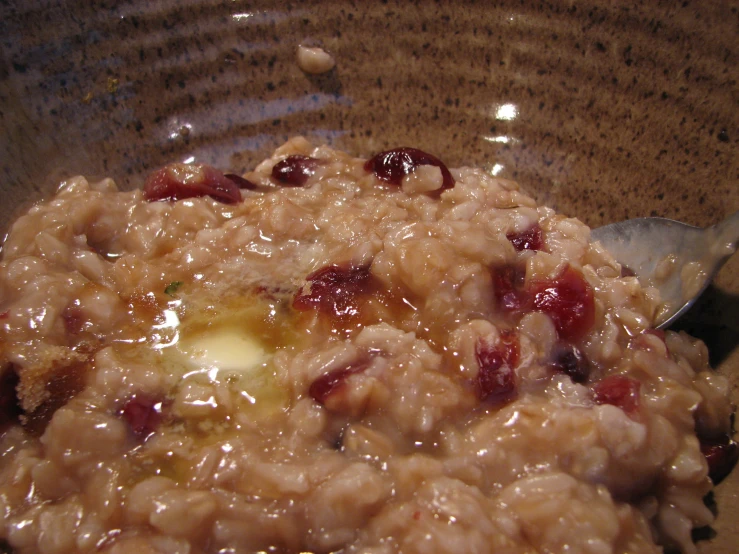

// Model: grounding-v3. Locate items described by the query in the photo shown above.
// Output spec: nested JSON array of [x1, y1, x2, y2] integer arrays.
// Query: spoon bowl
[[591, 211, 739, 329]]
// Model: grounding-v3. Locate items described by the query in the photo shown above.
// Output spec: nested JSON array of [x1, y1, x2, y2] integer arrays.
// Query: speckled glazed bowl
[[1, 0, 737, 551]]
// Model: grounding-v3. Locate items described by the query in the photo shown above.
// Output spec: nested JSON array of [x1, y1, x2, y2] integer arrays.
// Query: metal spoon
[[590, 211, 739, 329]]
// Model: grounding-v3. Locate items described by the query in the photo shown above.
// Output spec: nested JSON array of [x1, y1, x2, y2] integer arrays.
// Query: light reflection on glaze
[[245, 242, 274, 257], [167, 120, 193, 141], [152, 309, 181, 350], [239, 390, 256, 404], [502, 410, 520, 427], [28, 306, 47, 331], [258, 229, 273, 242], [482, 135, 518, 144], [494, 103, 518, 121], [489, 163, 504, 177], [188, 397, 218, 409], [401, 297, 418, 311], [231, 12, 253, 22], [161, 95, 353, 149]]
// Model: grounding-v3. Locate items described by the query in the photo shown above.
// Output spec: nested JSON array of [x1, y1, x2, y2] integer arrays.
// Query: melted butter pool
[[179, 327, 267, 379], [175, 292, 300, 413], [116, 288, 302, 421]]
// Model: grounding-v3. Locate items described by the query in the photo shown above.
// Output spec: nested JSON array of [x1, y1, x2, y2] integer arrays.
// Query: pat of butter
[[180, 328, 266, 374]]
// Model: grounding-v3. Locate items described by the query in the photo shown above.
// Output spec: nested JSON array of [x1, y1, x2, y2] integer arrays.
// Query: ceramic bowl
[[1, 1, 737, 551]]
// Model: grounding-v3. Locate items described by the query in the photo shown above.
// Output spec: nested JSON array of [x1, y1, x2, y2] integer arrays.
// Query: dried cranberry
[[633, 329, 669, 357], [293, 264, 372, 318], [143, 164, 242, 204], [620, 265, 637, 278], [475, 331, 519, 404], [23, 361, 90, 436], [700, 435, 739, 484], [62, 306, 86, 335], [593, 375, 640, 416], [0, 367, 21, 432], [120, 394, 165, 439], [506, 223, 544, 252], [364, 147, 455, 190], [309, 368, 352, 404], [309, 361, 370, 406], [643, 329, 666, 341], [493, 265, 529, 312], [549, 343, 590, 383], [531, 266, 595, 341], [0, 311, 8, 320], [271, 155, 319, 186], [224, 173, 258, 190]]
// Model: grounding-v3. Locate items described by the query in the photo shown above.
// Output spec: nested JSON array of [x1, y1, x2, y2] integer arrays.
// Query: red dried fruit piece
[[224, 173, 258, 190], [493, 265, 529, 313], [0, 311, 8, 320], [549, 343, 590, 383], [633, 329, 669, 357], [23, 360, 90, 436], [62, 306, 86, 335], [620, 265, 637, 278], [475, 330, 519, 404], [309, 360, 370, 406], [643, 329, 666, 341], [506, 223, 544, 252], [498, 329, 520, 367], [120, 394, 165, 439], [309, 368, 354, 405], [593, 375, 641, 416], [143, 163, 242, 204], [700, 435, 739, 484], [0, 366, 21, 432], [293, 264, 372, 318], [271, 155, 320, 186], [364, 147, 455, 190], [531, 266, 595, 341]]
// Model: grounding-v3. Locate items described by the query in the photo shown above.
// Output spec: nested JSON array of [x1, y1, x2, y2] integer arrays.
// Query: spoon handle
[[713, 210, 739, 250]]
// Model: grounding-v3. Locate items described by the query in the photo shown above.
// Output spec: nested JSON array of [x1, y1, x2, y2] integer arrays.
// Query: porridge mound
[[0, 137, 735, 554]]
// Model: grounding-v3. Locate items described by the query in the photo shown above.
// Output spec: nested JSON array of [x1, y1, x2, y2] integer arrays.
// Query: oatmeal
[[0, 137, 734, 554], [296, 45, 336, 75]]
